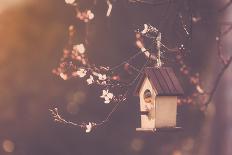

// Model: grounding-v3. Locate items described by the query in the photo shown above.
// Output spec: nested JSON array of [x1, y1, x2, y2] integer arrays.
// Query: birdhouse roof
[[134, 67, 184, 96]]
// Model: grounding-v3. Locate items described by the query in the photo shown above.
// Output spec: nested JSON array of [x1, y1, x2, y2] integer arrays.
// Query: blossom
[[100, 89, 114, 104], [65, 0, 75, 4], [85, 122, 93, 133], [60, 73, 68, 80], [92, 71, 99, 76], [73, 44, 85, 54], [101, 81, 107, 85], [106, 0, 112, 17], [135, 39, 147, 52], [196, 85, 204, 94], [77, 10, 95, 22], [97, 74, 107, 81], [141, 47, 147, 52], [87, 10, 94, 20], [141, 24, 148, 34], [76, 68, 87, 78], [192, 16, 201, 23], [87, 75, 94, 85]]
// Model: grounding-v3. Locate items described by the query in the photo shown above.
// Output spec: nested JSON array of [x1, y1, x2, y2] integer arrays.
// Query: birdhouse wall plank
[[155, 96, 177, 128], [141, 115, 155, 129]]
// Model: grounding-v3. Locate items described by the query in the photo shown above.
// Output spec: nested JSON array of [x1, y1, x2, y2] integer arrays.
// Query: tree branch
[[204, 56, 232, 107]]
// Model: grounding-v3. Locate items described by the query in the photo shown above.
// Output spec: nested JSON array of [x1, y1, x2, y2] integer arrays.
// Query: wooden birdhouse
[[134, 67, 184, 132]]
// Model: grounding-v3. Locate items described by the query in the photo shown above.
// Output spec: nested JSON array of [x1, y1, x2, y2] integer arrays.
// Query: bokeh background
[[0, 0, 231, 155]]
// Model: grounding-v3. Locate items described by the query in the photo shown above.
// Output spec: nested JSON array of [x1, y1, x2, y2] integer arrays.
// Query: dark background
[[0, 0, 231, 155]]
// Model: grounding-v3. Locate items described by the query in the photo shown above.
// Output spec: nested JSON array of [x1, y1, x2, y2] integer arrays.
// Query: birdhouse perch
[[134, 67, 184, 132]]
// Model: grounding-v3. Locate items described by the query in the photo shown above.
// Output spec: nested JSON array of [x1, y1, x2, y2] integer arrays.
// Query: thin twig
[[221, 24, 232, 36], [216, 32, 228, 65], [109, 50, 146, 71], [218, 0, 232, 13], [50, 58, 150, 131], [96, 90, 129, 126], [128, 0, 175, 6]]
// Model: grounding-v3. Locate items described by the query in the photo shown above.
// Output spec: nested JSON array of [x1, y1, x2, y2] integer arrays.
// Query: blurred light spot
[[192, 16, 201, 23], [172, 150, 182, 155], [2, 139, 15, 153], [130, 138, 144, 152], [66, 91, 86, 114], [0, 0, 26, 13], [65, 0, 75, 4], [67, 102, 79, 114], [182, 137, 194, 151], [205, 103, 215, 117]]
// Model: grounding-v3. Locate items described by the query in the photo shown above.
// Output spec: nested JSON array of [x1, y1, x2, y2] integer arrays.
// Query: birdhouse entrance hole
[[144, 89, 152, 103]]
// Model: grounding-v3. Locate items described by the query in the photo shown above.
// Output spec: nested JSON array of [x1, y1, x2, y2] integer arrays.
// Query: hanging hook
[[156, 32, 162, 68]]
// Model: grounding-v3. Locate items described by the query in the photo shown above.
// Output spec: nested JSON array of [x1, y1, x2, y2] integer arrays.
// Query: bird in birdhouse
[[134, 67, 184, 132]]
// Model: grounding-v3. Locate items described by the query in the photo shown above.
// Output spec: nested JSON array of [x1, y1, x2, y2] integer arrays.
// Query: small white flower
[[101, 81, 107, 85], [92, 71, 99, 76], [106, 0, 112, 17], [107, 92, 113, 99], [87, 75, 94, 85], [141, 24, 148, 34], [141, 47, 146, 52], [87, 10, 94, 20], [196, 85, 204, 94], [100, 89, 114, 104], [101, 89, 108, 97], [104, 99, 110, 104], [98, 74, 107, 81], [85, 122, 92, 133], [76, 68, 87, 78], [65, 0, 75, 4], [60, 73, 68, 80], [73, 44, 85, 54]]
